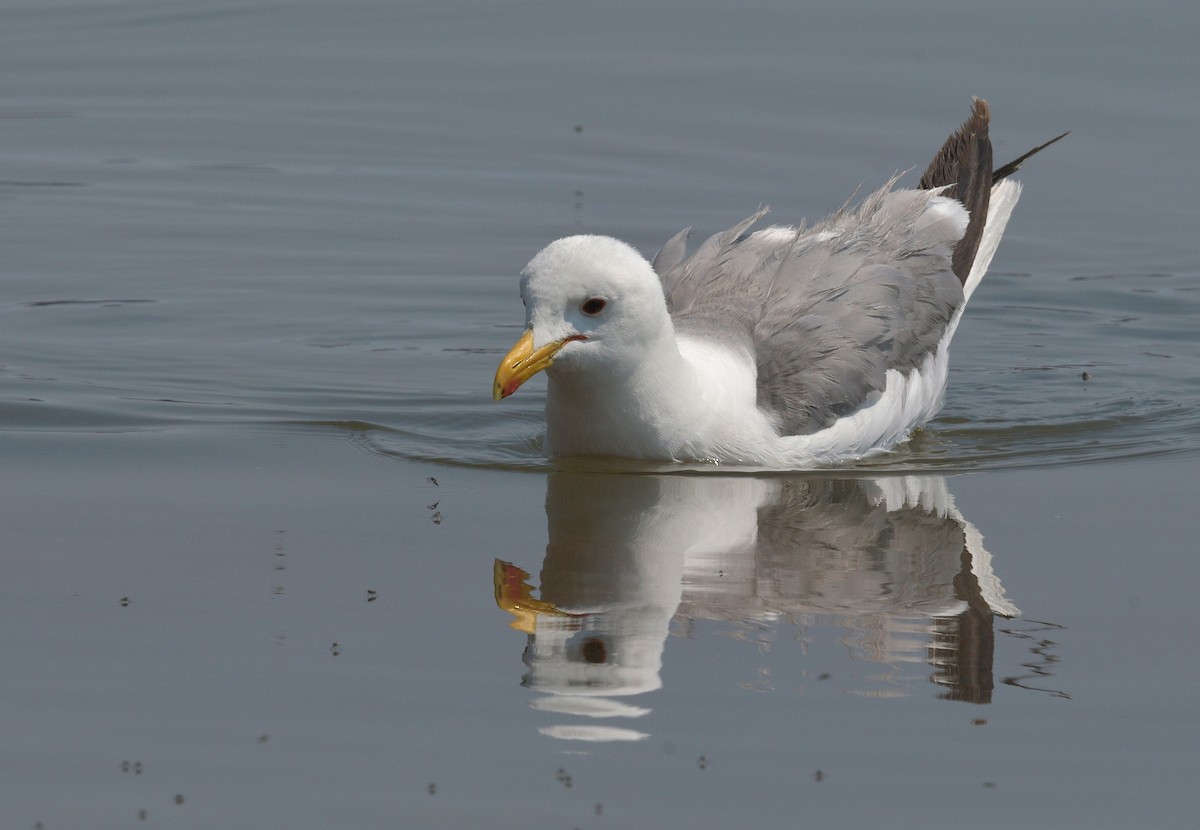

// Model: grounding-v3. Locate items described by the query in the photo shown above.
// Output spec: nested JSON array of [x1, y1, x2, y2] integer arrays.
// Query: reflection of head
[[522, 622, 663, 697], [580, 637, 607, 664], [522, 474, 777, 699]]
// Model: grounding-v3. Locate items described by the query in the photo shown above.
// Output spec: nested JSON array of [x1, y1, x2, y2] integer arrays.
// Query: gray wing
[[654, 184, 966, 436]]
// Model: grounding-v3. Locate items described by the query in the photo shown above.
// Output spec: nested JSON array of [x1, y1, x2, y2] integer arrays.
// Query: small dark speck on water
[[814, 769, 825, 783], [817, 672, 831, 681], [174, 794, 185, 805], [972, 718, 988, 726], [594, 803, 603, 816], [258, 733, 269, 743], [138, 809, 147, 821], [330, 642, 342, 656], [427, 783, 437, 795], [983, 781, 997, 789], [556, 767, 573, 788], [366, 589, 378, 603], [574, 124, 583, 133], [1081, 371, 1092, 381], [120, 596, 130, 607], [697, 755, 708, 770]]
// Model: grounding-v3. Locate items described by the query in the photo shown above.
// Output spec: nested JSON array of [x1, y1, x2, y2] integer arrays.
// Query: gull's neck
[[544, 330, 707, 460]]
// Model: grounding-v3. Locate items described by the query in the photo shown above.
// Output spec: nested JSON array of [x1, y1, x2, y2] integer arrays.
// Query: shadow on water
[[491, 472, 1066, 743]]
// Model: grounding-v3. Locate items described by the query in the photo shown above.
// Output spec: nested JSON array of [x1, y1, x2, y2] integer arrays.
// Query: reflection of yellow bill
[[493, 330, 586, 400], [493, 559, 583, 634]]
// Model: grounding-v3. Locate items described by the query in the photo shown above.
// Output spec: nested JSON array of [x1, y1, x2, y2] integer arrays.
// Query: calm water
[[3, 1, 1199, 828]]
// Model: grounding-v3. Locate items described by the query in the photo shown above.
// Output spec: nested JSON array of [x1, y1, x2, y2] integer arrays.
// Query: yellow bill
[[493, 329, 584, 400]]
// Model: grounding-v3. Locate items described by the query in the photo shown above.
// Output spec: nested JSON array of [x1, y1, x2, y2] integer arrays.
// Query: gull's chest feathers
[[544, 337, 775, 462]]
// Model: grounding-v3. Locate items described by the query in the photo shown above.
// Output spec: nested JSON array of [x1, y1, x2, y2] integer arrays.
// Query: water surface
[[3, 1, 1199, 828]]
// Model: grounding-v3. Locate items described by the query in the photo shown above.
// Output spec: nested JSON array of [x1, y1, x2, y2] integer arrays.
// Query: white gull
[[493, 99, 1064, 467]]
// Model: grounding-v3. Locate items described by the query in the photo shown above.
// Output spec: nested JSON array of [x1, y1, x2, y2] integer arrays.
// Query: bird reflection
[[494, 473, 1018, 741]]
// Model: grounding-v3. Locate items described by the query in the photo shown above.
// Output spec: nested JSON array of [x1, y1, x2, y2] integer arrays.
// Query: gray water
[[3, 1, 1199, 828]]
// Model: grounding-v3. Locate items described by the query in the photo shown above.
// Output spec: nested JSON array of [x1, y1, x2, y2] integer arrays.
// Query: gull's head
[[493, 235, 671, 400]]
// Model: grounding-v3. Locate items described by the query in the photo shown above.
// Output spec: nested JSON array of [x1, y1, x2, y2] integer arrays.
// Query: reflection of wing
[[676, 475, 1016, 703], [873, 476, 1019, 618], [679, 476, 1016, 620]]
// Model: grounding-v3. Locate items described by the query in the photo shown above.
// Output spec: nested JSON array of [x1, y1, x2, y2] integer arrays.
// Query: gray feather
[[655, 186, 964, 436], [651, 227, 692, 274]]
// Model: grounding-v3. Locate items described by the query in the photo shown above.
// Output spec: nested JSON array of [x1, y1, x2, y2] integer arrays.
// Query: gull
[[493, 99, 1064, 467]]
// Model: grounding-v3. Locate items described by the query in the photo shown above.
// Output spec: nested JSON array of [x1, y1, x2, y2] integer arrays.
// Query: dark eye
[[580, 297, 607, 316]]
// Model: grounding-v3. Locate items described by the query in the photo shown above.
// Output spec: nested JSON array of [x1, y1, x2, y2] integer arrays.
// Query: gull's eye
[[580, 297, 607, 316]]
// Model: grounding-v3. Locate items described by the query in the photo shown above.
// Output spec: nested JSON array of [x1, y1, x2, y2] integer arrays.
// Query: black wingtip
[[992, 129, 1070, 181]]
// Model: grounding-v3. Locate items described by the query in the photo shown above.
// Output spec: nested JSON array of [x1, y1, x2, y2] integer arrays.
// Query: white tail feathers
[[963, 179, 1022, 305]]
